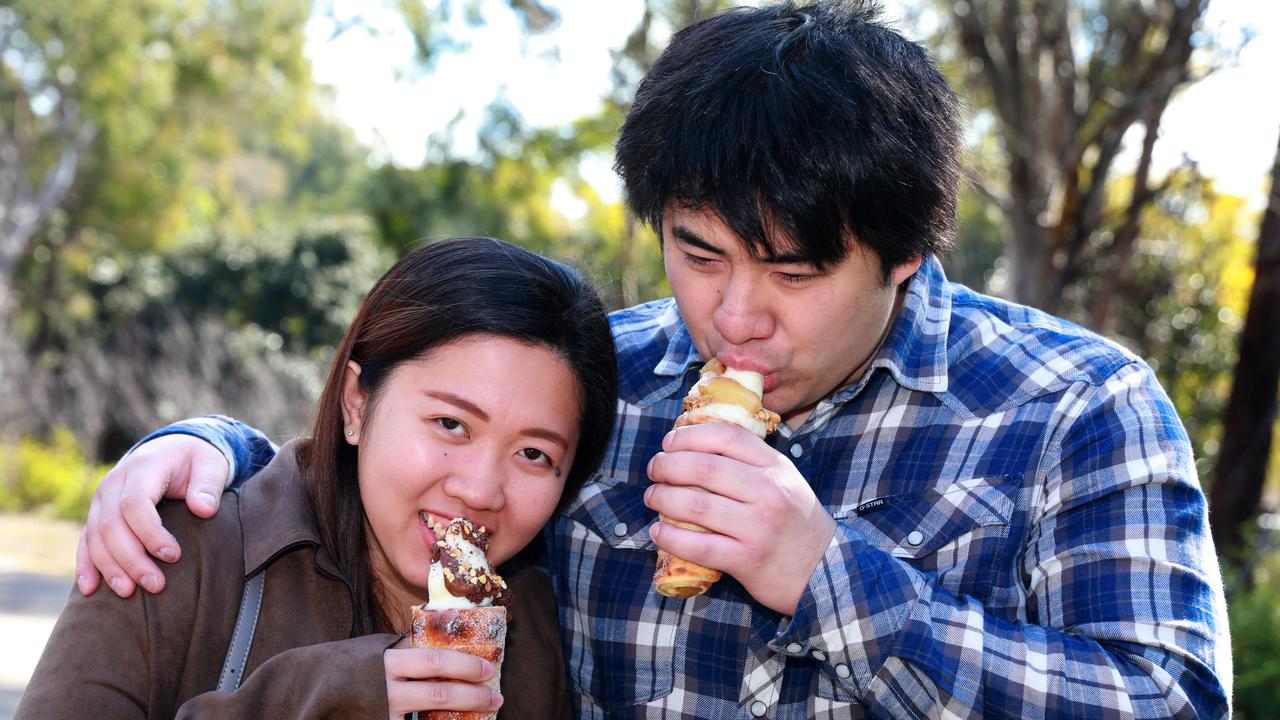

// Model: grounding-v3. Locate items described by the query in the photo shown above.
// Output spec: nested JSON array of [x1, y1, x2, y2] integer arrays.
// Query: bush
[[0, 427, 109, 520], [1230, 541, 1280, 719]]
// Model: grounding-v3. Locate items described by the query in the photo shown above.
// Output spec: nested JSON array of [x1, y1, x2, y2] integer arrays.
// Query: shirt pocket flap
[[837, 475, 1017, 559], [563, 472, 658, 551]]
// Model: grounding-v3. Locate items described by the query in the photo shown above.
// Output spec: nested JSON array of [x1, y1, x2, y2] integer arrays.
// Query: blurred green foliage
[[1, 0, 321, 250], [1119, 179, 1257, 483], [1229, 536, 1280, 718], [0, 427, 109, 520], [85, 217, 391, 357]]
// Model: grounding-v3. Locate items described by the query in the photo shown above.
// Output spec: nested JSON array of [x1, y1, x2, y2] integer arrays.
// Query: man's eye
[[684, 253, 714, 268], [778, 272, 816, 286], [435, 417, 467, 435]]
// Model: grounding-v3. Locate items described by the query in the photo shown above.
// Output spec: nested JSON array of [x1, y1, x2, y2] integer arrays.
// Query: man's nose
[[713, 273, 774, 345]]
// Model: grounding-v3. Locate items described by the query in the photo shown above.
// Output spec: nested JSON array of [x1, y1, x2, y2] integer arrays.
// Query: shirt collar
[[848, 254, 952, 398], [648, 256, 953, 399], [653, 300, 703, 378], [237, 439, 335, 578]]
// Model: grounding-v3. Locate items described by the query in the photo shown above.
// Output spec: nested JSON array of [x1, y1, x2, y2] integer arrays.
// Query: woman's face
[[341, 334, 582, 606]]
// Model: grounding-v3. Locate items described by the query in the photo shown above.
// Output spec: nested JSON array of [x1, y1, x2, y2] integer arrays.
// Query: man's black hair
[[614, 0, 962, 279]]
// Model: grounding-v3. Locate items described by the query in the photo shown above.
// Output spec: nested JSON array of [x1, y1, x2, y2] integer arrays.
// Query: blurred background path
[[0, 514, 80, 719]]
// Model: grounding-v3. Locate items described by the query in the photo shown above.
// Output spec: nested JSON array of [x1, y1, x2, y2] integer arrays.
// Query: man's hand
[[75, 434, 230, 598], [644, 423, 836, 615], [384, 639, 502, 719]]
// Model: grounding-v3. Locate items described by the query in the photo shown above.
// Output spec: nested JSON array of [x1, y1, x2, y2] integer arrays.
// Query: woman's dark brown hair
[[300, 236, 617, 634]]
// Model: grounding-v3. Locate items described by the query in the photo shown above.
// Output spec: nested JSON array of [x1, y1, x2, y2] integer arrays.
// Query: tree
[[1210, 130, 1280, 571], [940, 0, 1215, 325], [0, 0, 322, 435]]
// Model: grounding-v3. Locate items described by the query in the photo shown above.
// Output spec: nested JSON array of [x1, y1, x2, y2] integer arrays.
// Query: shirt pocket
[[815, 476, 1018, 705], [838, 475, 1018, 603], [555, 472, 681, 713]]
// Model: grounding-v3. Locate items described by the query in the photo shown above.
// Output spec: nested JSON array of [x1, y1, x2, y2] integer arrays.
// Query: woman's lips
[[418, 510, 448, 549]]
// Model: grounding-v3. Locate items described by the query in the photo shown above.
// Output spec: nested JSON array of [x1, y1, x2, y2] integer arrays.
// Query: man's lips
[[761, 372, 780, 394], [713, 353, 780, 393]]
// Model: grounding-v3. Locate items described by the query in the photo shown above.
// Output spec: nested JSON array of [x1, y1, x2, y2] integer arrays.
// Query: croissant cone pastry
[[653, 358, 780, 598], [410, 517, 511, 720]]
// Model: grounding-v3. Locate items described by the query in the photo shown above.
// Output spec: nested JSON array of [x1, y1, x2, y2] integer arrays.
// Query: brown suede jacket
[[16, 441, 571, 719]]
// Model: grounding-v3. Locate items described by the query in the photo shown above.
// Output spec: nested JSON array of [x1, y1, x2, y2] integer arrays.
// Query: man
[[77, 2, 1231, 717]]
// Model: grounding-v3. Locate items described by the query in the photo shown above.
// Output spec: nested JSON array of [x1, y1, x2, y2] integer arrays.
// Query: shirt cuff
[[126, 416, 241, 490], [773, 521, 922, 694]]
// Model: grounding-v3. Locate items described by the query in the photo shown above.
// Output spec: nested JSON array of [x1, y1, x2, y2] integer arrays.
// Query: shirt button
[[750, 700, 768, 717], [785, 642, 803, 654], [906, 530, 925, 546], [613, 522, 628, 537], [811, 649, 828, 662], [835, 663, 852, 679], [789, 443, 803, 458]]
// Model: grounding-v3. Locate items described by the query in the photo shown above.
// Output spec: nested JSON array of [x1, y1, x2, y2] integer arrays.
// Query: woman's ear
[[340, 360, 367, 445]]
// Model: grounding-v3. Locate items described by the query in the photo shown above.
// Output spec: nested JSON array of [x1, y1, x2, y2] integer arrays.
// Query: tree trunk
[[1004, 196, 1053, 310], [0, 278, 32, 434], [1209, 130, 1280, 572]]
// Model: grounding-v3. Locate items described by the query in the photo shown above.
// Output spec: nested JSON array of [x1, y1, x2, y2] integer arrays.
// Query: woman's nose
[[443, 457, 505, 512], [712, 274, 774, 345]]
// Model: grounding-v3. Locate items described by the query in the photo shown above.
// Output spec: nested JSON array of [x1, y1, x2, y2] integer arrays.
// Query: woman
[[16, 237, 618, 719]]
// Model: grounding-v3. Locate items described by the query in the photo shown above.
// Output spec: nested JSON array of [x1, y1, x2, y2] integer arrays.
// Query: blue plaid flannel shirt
[[173, 257, 1230, 719]]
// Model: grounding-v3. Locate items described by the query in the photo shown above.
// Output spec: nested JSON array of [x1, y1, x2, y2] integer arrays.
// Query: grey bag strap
[[217, 570, 266, 692]]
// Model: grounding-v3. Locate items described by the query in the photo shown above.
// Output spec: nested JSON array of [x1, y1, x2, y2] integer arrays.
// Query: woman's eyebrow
[[523, 428, 570, 450], [422, 390, 489, 421]]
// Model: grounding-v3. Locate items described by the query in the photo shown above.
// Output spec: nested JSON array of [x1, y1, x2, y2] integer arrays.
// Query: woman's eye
[[435, 417, 467, 435], [519, 447, 552, 466]]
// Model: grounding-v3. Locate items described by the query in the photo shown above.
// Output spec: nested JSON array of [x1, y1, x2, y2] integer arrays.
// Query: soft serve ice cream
[[676, 358, 778, 436], [424, 517, 510, 609]]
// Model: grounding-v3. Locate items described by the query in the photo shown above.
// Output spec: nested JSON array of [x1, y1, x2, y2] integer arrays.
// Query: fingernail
[[109, 577, 129, 595], [662, 431, 673, 449], [490, 690, 504, 709], [196, 491, 217, 507], [157, 546, 177, 563], [141, 574, 159, 593], [76, 574, 89, 593], [481, 661, 495, 679], [644, 485, 654, 504]]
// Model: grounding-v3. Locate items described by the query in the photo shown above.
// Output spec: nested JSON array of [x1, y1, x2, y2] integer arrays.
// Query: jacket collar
[[237, 439, 335, 578]]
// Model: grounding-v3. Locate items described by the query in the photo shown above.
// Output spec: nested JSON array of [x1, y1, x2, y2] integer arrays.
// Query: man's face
[[663, 205, 921, 427]]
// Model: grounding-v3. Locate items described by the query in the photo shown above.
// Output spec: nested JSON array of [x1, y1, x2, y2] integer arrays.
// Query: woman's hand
[[75, 434, 230, 597], [384, 638, 503, 718]]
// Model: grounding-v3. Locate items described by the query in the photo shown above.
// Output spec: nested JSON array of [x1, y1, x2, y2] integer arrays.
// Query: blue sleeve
[[131, 415, 279, 491], [776, 363, 1230, 719]]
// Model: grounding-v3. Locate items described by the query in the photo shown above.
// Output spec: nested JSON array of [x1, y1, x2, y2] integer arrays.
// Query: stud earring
[[345, 430, 354, 437]]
